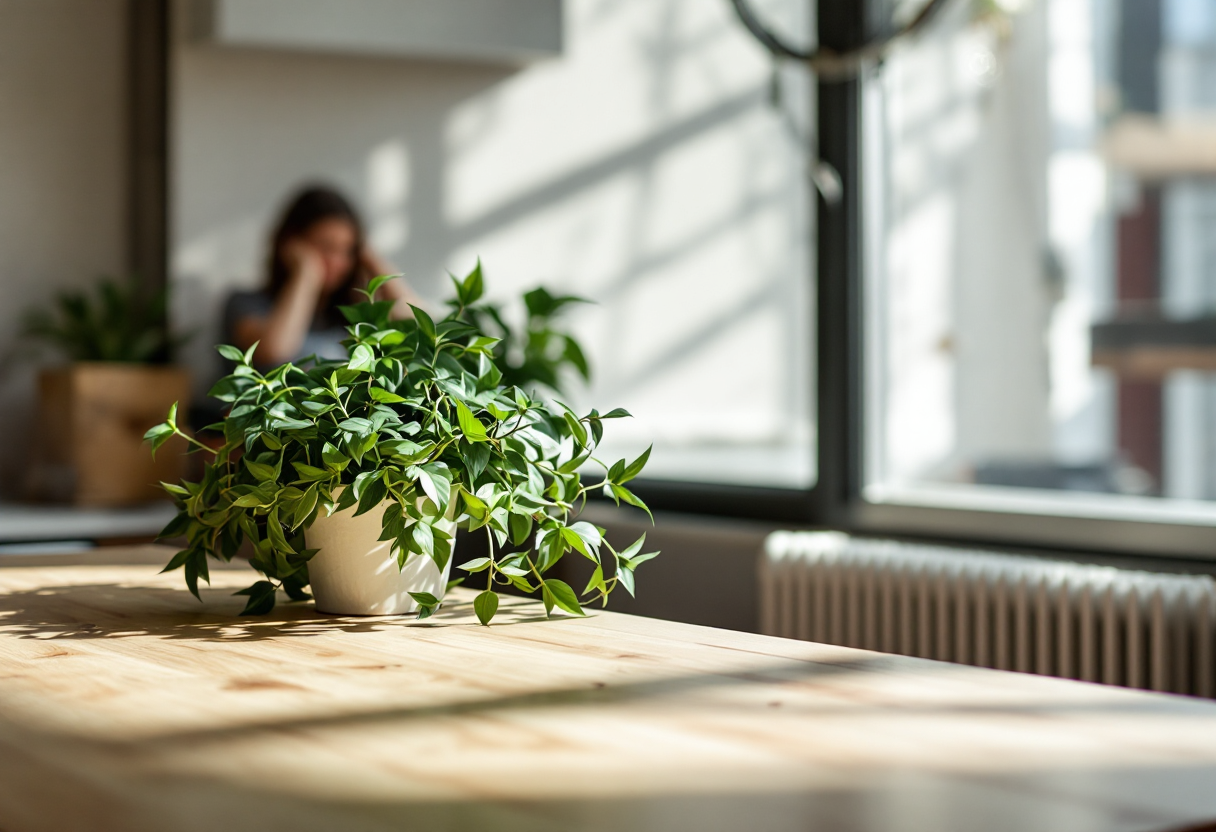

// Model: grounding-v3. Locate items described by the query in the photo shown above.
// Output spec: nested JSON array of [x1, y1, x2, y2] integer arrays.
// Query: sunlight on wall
[[172, 0, 814, 488], [441, 0, 814, 484], [366, 139, 411, 254]]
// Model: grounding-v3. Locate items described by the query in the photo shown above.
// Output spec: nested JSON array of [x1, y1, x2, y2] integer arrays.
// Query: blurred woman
[[225, 185, 420, 367]]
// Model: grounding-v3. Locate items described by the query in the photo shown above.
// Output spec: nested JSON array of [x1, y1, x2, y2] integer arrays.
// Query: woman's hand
[[235, 237, 328, 366], [281, 238, 325, 287]]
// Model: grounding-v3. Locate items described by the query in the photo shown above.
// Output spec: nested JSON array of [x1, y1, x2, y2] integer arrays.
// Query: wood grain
[[0, 547, 1213, 832]]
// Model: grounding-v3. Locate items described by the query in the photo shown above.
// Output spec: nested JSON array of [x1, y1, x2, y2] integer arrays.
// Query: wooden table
[[0, 547, 1215, 832]]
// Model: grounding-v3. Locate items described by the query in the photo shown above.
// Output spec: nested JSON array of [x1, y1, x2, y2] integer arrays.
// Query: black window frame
[[625, 0, 1216, 565]]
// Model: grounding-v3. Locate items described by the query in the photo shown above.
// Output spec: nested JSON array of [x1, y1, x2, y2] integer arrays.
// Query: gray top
[[223, 290, 348, 366]]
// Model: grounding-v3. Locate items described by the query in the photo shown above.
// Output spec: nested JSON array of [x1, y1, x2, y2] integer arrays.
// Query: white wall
[[172, 0, 814, 488], [0, 0, 128, 496]]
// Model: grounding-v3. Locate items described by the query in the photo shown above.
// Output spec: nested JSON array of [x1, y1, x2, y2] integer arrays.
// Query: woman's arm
[[233, 242, 325, 366]]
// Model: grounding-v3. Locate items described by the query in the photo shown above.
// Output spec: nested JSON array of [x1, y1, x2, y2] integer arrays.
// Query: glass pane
[[865, 0, 1216, 519]]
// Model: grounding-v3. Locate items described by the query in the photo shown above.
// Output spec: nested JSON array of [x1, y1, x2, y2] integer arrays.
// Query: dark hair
[[267, 185, 367, 305]]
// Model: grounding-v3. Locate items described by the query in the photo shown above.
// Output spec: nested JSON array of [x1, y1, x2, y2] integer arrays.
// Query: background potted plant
[[146, 264, 656, 623], [24, 275, 190, 506]]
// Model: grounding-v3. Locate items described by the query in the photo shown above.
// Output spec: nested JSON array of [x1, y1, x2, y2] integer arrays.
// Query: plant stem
[[485, 525, 496, 591]]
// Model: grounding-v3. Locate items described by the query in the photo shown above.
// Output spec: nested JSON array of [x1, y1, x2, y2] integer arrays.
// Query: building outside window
[[864, 0, 1216, 526]]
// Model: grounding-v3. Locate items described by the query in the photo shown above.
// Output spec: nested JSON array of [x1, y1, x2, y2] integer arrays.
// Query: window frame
[[627, 0, 1216, 565]]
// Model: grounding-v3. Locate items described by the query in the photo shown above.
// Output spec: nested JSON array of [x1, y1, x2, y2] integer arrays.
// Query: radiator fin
[[761, 532, 1216, 697]]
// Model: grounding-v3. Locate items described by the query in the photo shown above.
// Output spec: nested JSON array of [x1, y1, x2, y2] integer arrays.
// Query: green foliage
[[145, 263, 657, 623], [451, 261, 591, 394], [24, 275, 179, 363]]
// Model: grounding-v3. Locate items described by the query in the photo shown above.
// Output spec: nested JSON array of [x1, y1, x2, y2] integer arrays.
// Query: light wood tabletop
[[0, 546, 1214, 832]]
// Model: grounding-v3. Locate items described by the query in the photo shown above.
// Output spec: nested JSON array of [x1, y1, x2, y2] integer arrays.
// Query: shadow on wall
[[172, 0, 813, 486]]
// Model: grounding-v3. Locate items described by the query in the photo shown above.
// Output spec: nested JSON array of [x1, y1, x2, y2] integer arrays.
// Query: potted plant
[[460, 285, 592, 392], [145, 264, 657, 624], [24, 276, 190, 506]]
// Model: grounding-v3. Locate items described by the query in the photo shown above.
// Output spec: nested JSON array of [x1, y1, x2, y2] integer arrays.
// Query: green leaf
[[466, 335, 501, 356], [608, 458, 625, 484], [266, 507, 292, 552], [159, 547, 192, 574], [624, 550, 659, 569], [335, 486, 358, 513], [583, 565, 605, 596], [369, 386, 407, 403], [382, 438, 425, 460], [563, 336, 590, 380], [365, 273, 397, 298], [415, 463, 452, 512], [473, 589, 498, 625], [267, 416, 312, 431], [561, 410, 588, 448], [411, 305, 436, 342], [619, 534, 646, 561], [610, 483, 652, 521], [454, 400, 488, 442], [568, 521, 602, 552], [351, 469, 378, 502], [231, 490, 272, 508], [322, 442, 349, 470], [184, 550, 209, 601], [157, 512, 191, 540], [216, 344, 244, 362], [244, 458, 277, 481], [339, 300, 394, 326], [356, 476, 387, 518], [543, 579, 584, 616], [234, 580, 277, 615], [143, 421, 175, 455], [560, 527, 592, 559], [338, 417, 374, 436], [348, 344, 376, 372], [621, 445, 651, 483], [457, 557, 492, 572], [461, 260, 485, 305], [616, 564, 636, 597], [291, 462, 329, 482], [412, 521, 434, 558], [292, 485, 319, 531], [463, 441, 491, 480], [508, 512, 533, 547], [409, 591, 440, 606], [602, 407, 631, 419]]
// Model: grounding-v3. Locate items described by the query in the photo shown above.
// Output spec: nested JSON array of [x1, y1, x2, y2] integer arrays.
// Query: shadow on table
[[0, 581, 553, 641]]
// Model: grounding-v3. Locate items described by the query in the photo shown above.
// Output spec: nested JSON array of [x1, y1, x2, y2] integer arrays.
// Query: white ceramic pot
[[304, 496, 454, 616]]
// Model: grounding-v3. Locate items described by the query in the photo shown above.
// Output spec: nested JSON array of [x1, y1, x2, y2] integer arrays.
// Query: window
[[862, 0, 1216, 529]]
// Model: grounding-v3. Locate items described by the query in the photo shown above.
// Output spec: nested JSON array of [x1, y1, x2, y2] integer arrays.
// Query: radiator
[[761, 532, 1216, 697]]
